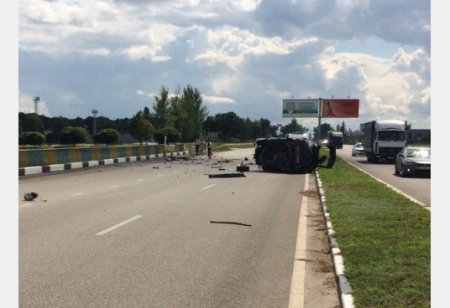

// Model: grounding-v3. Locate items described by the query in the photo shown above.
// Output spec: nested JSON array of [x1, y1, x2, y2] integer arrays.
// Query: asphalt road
[[336, 145, 431, 207], [19, 149, 339, 308]]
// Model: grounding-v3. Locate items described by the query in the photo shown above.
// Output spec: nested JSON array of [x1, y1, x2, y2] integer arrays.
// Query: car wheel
[[399, 164, 407, 177], [394, 164, 398, 175]]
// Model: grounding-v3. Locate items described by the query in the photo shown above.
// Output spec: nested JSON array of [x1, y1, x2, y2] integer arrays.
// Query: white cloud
[[318, 47, 430, 127], [18, 0, 430, 129], [203, 95, 236, 104], [192, 26, 318, 70]]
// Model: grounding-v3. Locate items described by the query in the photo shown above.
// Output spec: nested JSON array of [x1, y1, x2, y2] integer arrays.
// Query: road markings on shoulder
[[19, 203, 33, 208], [96, 215, 142, 236], [201, 183, 216, 190], [288, 174, 309, 308], [70, 192, 84, 197]]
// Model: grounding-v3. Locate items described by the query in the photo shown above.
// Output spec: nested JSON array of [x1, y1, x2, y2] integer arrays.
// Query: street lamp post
[[92, 109, 98, 135], [34, 96, 40, 114]]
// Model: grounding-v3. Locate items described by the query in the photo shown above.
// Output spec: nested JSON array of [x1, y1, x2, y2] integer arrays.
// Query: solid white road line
[[288, 173, 309, 308], [96, 215, 142, 236], [201, 183, 216, 190]]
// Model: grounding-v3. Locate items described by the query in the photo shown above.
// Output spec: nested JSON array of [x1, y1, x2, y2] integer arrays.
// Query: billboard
[[282, 99, 320, 118], [320, 99, 359, 118]]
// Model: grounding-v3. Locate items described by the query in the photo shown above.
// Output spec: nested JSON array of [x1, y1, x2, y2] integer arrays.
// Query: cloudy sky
[[17, 0, 431, 131]]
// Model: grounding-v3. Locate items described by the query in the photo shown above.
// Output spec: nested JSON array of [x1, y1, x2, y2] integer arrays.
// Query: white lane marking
[[137, 179, 145, 182], [202, 183, 216, 190], [70, 192, 84, 197], [96, 215, 142, 236], [158, 174, 164, 177], [19, 203, 33, 208], [288, 173, 309, 308], [110, 185, 119, 189]]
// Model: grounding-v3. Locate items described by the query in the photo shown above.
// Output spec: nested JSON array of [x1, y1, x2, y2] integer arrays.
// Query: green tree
[[154, 127, 182, 144], [314, 123, 333, 140], [60, 126, 89, 145], [170, 85, 208, 142], [152, 86, 172, 130], [281, 119, 307, 136], [21, 131, 46, 145], [46, 116, 69, 143], [213, 112, 245, 140], [130, 110, 154, 145], [93, 128, 120, 145], [23, 113, 44, 133]]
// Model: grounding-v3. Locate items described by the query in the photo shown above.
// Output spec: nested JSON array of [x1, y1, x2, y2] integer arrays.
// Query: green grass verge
[[317, 153, 430, 307]]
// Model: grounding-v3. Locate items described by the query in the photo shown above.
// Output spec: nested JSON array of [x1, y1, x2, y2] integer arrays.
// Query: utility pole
[[92, 109, 98, 135], [34, 96, 40, 114], [317, 98, 322, 140]]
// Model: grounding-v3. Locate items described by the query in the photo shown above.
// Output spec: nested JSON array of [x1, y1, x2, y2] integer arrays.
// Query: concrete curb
[[314, 170, 355, 308], [19, 151, 186, 176]]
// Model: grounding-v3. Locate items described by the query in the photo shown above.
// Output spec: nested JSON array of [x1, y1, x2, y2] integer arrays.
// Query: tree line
[[19, 84, 349, 146]]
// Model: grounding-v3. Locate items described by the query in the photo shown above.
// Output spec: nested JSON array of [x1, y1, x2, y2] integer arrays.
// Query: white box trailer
[[360, 120, 407, 162]]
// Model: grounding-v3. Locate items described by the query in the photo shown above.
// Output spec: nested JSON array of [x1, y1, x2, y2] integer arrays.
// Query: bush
[[21, 131, 46, 145], [154, 127, 182, 144], [93, 128, 120, 144], [60, 126, 89, 145]]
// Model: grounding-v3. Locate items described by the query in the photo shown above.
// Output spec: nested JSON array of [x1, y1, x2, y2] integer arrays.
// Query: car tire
[[399, 164, 407, 177]]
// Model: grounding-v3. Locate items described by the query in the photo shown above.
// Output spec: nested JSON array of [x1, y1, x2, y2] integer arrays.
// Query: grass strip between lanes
[[317, 153, 430, 307]]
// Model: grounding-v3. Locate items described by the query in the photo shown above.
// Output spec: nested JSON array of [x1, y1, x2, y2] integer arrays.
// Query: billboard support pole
[[317, 98, 322, 140]]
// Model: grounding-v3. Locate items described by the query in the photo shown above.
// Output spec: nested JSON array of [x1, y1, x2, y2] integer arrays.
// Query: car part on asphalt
[[236, 165, 250, 172], [210, 221, 252, 227], [208, 173, 246, 178], [23, 192, 39, 201]]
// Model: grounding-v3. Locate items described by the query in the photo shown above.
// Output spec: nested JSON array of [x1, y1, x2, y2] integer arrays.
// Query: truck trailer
[[327, 131, 344, 149], [360, 120, 407, 162]]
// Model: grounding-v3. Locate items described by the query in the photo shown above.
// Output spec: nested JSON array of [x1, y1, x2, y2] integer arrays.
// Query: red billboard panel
[[321, 99, 359, 118]]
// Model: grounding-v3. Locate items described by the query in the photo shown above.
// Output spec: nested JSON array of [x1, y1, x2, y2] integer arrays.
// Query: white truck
[[360, 120, 408, 162]]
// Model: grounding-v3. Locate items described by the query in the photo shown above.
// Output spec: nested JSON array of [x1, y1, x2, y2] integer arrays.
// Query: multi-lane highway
[[336, 145, 431, 207], [19, 149, 339, 308]]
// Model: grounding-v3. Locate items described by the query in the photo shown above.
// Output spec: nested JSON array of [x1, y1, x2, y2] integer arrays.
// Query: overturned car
[[254, 137, 335, 173]]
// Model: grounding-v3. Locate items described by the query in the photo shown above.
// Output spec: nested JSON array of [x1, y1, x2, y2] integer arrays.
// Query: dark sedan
[[394, 146, 431, 177]]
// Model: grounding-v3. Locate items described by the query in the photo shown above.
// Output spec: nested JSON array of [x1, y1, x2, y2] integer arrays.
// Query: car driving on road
[[352, 142, 365, 156], [394, 146, 431, 177]]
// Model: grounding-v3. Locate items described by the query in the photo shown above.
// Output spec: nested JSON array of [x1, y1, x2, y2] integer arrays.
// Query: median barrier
[[19, 144, 185, 176]]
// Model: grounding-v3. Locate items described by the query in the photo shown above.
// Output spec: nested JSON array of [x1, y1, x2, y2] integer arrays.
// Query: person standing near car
[[207, 139, 213, 159]]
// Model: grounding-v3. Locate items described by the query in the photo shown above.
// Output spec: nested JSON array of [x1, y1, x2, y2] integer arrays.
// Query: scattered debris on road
[[210, 221, 252, 227], [208, 173, 246, 178], [23, 192, 47, 202]]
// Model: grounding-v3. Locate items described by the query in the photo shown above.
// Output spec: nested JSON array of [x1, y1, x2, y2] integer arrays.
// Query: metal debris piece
[[236, 165, 249, 172], [23, 192, 38, 201], [208, 173, 246, 178], [210, 221, 252, 227]]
